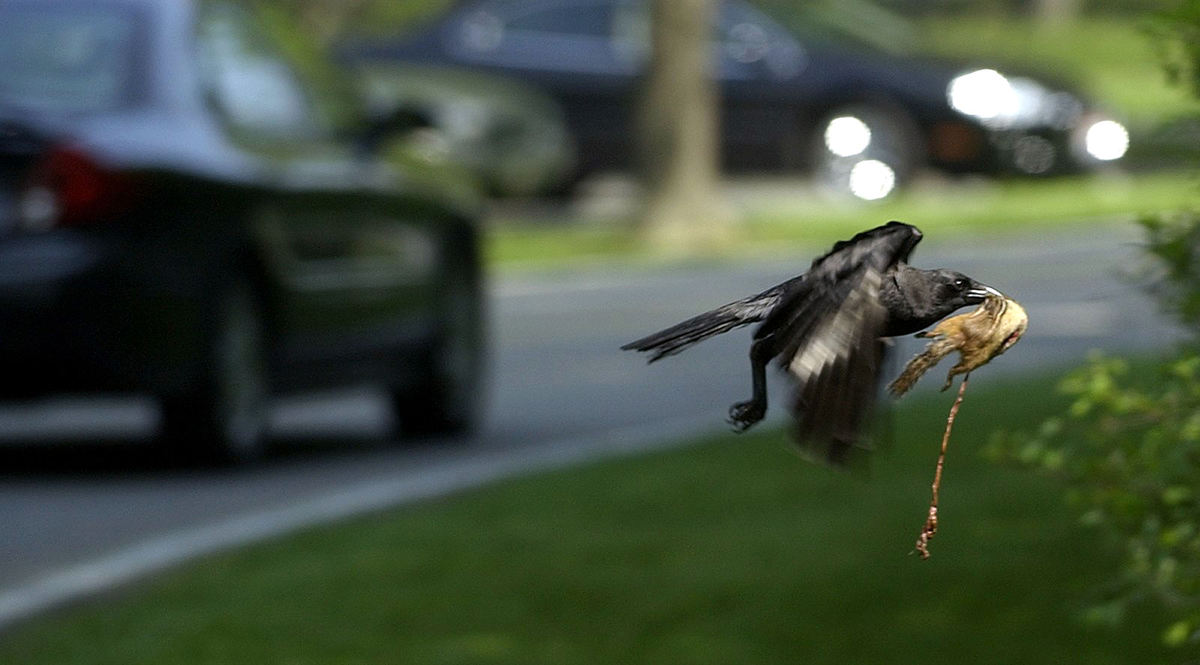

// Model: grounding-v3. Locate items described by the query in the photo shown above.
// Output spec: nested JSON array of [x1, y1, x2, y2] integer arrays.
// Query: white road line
[[0, 415, 718, 630]]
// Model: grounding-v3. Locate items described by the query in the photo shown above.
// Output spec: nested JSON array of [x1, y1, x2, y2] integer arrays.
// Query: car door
[[195, 2, 440, 373], [713, 1, 808, 169]]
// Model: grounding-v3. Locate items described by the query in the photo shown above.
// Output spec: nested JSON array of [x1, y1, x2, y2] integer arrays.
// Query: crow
[[622, 221, 999, 464]]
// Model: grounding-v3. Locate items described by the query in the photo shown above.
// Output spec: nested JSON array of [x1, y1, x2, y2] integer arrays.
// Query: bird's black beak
[[966, 283, 1003, 303]]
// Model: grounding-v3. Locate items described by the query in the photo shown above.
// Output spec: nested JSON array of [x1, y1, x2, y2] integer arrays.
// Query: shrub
[[986, 212, 1200, 646]]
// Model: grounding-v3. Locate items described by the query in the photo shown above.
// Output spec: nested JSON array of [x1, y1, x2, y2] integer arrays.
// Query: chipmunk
[[889, 294, 1028, 396]]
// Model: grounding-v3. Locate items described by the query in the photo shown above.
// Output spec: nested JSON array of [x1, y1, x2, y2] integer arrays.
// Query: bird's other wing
[[753, 221, 921, 343], [758, 221, 922, 463], [785, 268, 889, 464], [621, 274, 805, 363]]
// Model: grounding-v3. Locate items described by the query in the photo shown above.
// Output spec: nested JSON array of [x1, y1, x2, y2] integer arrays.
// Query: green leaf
[[1163, 620, 1192, 647], [1163, 486, 1193, 506]]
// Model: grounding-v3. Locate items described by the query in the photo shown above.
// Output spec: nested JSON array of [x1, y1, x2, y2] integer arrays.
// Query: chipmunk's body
[[890, 295, 1028, 396]]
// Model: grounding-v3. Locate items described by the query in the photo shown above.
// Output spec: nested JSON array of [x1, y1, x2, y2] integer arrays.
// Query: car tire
[[392, 228, 485, 438], [809, 103, 922, 200], [160, 280, 269, 464]]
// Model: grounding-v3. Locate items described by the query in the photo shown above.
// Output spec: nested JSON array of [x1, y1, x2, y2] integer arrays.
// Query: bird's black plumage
[[622, 221, 996, 464]]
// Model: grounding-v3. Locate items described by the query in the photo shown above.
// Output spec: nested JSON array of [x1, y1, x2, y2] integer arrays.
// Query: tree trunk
[[1033, 0, 1083, 27], [637, 0, 736, 251]]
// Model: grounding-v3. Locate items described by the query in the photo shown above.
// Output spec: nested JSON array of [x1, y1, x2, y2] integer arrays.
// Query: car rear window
[[0, 4, 142, 113]]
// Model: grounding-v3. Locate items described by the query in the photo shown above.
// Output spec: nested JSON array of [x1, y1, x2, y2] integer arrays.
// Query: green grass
[[488, 171, 1200, 269], [0, 371, 1177, 664]]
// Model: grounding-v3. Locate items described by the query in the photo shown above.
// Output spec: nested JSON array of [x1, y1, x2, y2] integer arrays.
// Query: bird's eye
[[953, 278, 966, 288]]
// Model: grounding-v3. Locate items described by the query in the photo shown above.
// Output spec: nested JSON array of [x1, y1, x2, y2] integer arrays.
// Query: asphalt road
[[0, 221, 1185, 627]]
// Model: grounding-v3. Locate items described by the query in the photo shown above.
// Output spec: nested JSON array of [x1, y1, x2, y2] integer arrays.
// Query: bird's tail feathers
[[622, 276, 796, 362], [621, 304, 755, 363]]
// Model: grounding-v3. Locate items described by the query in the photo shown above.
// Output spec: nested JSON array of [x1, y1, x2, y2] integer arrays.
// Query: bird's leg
[[728, 337, 773, 432]]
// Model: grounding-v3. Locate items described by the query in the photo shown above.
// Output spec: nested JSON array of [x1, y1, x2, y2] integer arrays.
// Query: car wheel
[[809, 104, 922, 200], [161, 280, 269, 464], [392, 229, 485, 438]]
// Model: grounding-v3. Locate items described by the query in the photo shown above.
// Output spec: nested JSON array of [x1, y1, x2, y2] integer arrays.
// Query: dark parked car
[[344, 0, 1130, 199], [0, 0, 486, 462]]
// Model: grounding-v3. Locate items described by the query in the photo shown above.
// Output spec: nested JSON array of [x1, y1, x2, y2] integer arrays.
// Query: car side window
[[195, 2, 322, 141], [451, 0, 625, 75], [504, 4, 612, 36], [0, 5, 143, 113], [716, 3, 805, 80], [606, 0, 804, 78]]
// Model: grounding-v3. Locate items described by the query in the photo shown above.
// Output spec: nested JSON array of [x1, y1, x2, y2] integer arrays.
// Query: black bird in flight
[[622, 221, 999, 464]]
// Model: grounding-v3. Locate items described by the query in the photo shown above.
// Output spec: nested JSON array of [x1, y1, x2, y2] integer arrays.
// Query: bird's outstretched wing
[[621, 274, 805, 363], [758, 221, 922, 463]]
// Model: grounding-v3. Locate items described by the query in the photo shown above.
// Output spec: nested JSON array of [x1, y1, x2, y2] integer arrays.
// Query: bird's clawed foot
[[727, 399, 766, 432]]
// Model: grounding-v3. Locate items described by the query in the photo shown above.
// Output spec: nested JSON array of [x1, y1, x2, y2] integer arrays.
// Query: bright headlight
[[948, 69, 1018, 121], [1084, 119, 1129, 161], [847, 159, 896, 201], [824, 116, 871, 157], [947, 68, 1067, 130]]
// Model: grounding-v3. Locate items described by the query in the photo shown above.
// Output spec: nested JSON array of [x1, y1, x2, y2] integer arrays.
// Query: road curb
[[0, 415, 721, 631]]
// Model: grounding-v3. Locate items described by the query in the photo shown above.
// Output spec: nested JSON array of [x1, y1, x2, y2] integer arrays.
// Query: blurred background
[[1, 0, 1200, 662]]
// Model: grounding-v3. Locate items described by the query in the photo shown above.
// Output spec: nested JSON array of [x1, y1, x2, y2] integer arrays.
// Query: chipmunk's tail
[[888, 338, 955, 397]]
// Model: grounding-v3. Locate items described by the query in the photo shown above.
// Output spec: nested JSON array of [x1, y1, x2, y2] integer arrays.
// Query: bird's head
[[934, 270, 1002, 308]]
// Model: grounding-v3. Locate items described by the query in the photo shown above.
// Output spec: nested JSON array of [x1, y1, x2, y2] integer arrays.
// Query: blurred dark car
[[344, 0, 1130, 199], [0, 0, 486, 462], [356, 63, 577, 197]]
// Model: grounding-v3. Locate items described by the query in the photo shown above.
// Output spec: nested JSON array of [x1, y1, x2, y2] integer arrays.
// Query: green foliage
[[249, 3, 364, 135], [987, 215, 1200, 647], [1146, 0, 1200, 103], [1142, 209, 1200, 327], [987, 351, 1200, 645], [347, 0, 454, 37]]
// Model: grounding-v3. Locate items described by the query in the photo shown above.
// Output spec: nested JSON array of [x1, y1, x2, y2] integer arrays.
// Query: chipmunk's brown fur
[[889, 294, 1028, 396]]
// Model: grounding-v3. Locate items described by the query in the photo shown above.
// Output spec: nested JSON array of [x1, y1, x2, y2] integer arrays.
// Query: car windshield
[[0, 3, 142, 114]]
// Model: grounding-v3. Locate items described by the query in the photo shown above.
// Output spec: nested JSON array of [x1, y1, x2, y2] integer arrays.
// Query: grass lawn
[[487, 170, 1199, 269], [0, 370, 1177, 664]]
